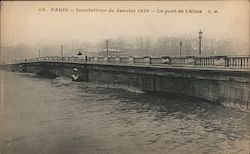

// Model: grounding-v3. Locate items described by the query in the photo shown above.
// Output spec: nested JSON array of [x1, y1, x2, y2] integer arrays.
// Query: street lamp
[[61, 45, 63, 57], [116, 47, 119, 57], [199, 30, 203, 55], [106, 40, 109, 56], [38, 50, 41, 58], [179, 41, 182, 55]]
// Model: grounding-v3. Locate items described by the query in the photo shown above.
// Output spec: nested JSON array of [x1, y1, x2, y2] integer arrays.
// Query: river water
[[0, 71, 249, 154]]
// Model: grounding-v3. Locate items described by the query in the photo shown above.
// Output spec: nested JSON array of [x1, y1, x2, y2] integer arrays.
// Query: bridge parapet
[[226, 56, 250, 68], [11, 55, 250, 70]]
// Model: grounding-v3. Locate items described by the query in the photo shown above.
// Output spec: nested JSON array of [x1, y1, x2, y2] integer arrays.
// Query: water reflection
[[0, 71, 249, 154]]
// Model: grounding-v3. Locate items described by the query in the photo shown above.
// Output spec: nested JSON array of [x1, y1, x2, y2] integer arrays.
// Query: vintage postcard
[[0, 1, 249, 154]]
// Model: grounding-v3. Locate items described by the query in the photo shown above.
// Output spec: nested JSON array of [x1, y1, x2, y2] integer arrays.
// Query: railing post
[[144, 57, 151, 65], [225, 57, 229, 67], [105, 57, 108, 63], [116, 57, 120, 64], [129, 57, 134, 64], [247, 58, 249, 68], [237, 58, 239, 67]]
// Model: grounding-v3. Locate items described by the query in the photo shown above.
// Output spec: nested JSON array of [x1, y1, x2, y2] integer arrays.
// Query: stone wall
[[11, 62, 250, 110]]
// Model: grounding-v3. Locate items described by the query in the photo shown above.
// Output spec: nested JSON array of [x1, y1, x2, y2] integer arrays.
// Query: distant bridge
[[3, 55, 250, 110]]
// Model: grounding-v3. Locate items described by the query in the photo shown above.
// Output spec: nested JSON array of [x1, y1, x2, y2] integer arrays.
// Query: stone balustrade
[[11, 55, 250, 69]]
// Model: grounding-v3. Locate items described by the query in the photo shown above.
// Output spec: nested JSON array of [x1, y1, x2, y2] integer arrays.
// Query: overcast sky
[[1, 1, 249, 47]]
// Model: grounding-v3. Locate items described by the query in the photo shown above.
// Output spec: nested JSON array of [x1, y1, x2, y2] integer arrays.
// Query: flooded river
[[0, 71, 249, 154]]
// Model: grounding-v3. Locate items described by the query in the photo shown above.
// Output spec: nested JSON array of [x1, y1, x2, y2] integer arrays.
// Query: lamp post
[[61, 45, 63, 57], [116, 47, 119, 57], [179, 41, 182, 55], [38, 50, 41, 58], [199, 30, 203, 55], [106, 40, 109, 56]]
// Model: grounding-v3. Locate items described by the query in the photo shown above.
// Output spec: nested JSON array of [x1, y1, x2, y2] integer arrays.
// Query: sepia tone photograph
[[0, 0, 249, 154]]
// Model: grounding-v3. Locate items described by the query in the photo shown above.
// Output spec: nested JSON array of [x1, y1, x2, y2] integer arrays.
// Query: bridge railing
[[226, 56, 250, 68], [15, 55, 250, 69]]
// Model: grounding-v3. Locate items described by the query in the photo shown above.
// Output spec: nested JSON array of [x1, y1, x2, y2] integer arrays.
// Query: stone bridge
[[3, 55, 250, 110]]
